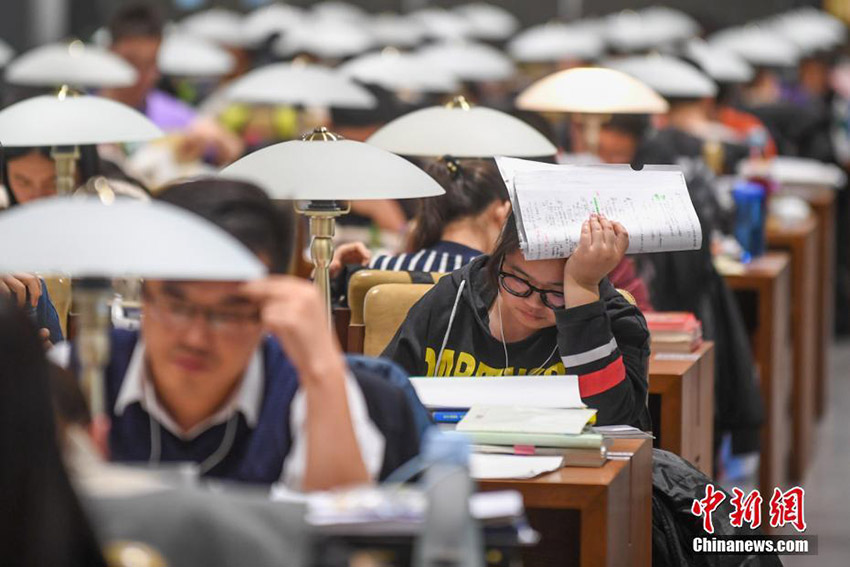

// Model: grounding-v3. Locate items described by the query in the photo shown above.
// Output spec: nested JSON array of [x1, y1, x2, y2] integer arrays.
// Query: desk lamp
[[158, 32, 236, 78], [0, 197, 266, 435], [0, 91, 163, 195], [4, 41, 136, 89], [0, 38, 14, 68], [368, 95, 556, 158], [225, 62, 377, 109], [339, 49, 461, 95], [416, 40, 515, 83], [220, 128, 444, 320], [516, 67, 668, 154]]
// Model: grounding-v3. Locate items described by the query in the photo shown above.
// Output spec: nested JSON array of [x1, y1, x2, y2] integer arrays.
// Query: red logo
[[691, 484, 726, 534], [729, 488, 763, 529], [768, 487, 807, 532]]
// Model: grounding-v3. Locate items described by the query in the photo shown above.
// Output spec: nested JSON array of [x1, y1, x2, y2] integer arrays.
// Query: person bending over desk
[[56, 178, 420, 491], [383, 211, 651, 429]]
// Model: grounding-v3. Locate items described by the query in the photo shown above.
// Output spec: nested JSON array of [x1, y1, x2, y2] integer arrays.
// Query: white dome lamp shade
[[0, 196, 266, 433], [311, 2, 367, 23], [0, 91, 163, 195], [453, 3, 520, 42], [508, 23, 605, 63], [338, 50, 461, 94], [367, 96, 556, 158], [4, 41, 137, 88], [516, 66, 668, 153], [708, 26, 801, 68], [158, 33, 236, 77], [683, 39, 754, 84], [220, 127, 444, 319], [224, 62, 377, 108], [370, 14, 427, 49], [0, 38, 15, 68], [409, 8, 476, 41], [417, 41, 516, 82], [603, 54, 718, 99], [242, 3, 305, 47], [273, 17, 375, 60], [180, 8, 247, 48]]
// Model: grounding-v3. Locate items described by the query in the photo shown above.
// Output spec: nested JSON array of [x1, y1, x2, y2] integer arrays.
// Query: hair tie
[[441, 155, 462, 180]]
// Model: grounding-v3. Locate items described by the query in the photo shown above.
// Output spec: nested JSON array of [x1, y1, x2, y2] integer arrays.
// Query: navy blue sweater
[[101, 330, 421, 485]]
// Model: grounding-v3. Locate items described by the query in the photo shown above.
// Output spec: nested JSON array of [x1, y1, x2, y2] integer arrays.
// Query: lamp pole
[[297, 127, 351, 325]]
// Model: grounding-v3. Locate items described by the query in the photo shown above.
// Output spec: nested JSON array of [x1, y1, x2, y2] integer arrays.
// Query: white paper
[[495, 156, 559, 254], [512, 167, 702, 260], [410, 375, 585, 410], [457, 406, 597, 435], [469, 454, 564, 480]]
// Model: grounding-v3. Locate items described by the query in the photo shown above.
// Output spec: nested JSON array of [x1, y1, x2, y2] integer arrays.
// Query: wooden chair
[[362, 283, 435, 356], [347, 269, 445, 353]]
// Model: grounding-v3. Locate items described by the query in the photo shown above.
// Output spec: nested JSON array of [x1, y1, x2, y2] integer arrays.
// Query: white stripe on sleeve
[[378, 255, 392, 270], [391, 253, 407, 271], [408, 249, 426, 271], [452, 254, 463, 271], [560, 337, 619, 368], [421, 250, 438, 272], [436, 252, 449, 273]]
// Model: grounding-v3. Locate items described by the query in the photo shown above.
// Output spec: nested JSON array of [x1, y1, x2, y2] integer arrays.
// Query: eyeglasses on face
[[144, 293, 261, 336], [498, 268, 565, 310]]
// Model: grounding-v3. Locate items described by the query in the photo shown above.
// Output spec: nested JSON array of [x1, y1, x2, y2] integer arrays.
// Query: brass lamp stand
[[52, 86, 82, 196], [297, 127, 351, 323]]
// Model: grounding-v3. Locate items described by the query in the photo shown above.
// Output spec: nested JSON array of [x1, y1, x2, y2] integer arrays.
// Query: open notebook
[[495, 156, 703, 260]]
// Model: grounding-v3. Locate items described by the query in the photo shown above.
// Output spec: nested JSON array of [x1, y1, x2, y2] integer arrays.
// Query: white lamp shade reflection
[[4, 42, 137, 88], [0, 94, 163, 147], [368, 104, 556, 158], [516, 67, 669, 114], [0, 198, 266, 280]]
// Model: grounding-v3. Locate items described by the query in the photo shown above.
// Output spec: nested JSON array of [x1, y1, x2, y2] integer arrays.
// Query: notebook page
[[513, 167, 702, 260], [494, 156, 560, 255]]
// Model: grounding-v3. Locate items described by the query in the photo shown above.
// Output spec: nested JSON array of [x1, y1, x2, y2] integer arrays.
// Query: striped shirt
[[368, 241, 482, 273]]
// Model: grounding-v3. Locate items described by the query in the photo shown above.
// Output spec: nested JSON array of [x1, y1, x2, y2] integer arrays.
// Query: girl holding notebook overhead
[[382, 211, 651, 430]]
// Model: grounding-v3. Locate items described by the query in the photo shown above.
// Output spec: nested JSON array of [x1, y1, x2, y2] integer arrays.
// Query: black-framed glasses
[[144, 293, 262, 337], [498, 265, 565, 310]]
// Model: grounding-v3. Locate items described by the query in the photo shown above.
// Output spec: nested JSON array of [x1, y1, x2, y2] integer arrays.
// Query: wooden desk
[[722, 253, 793, 514], [766, 216, 819, 482], [777, 184, 837, 418], [648, 342, 715, 477], [478, 438, 652, 567]]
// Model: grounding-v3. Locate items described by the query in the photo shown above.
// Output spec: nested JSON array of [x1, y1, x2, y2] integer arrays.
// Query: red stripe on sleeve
[[578, 357, 626, 398]]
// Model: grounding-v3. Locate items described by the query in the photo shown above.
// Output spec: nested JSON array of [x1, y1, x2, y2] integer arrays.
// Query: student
[[102, 2, 243, 165], [368, 158, 511, 272], [65, 178, 419, 490], [598, 115, 765, 457], [0, 297, 106, 567], [383, 211, 651, 429]]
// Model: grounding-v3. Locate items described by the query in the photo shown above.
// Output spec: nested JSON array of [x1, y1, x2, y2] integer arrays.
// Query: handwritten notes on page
[[495, 157, 703, 261]]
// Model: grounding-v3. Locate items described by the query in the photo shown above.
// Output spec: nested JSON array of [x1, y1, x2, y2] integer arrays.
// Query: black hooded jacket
[[382, 256, 652, 429]]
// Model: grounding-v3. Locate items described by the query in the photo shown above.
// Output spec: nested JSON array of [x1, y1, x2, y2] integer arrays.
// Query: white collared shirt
[[51, 339, 386, 489]]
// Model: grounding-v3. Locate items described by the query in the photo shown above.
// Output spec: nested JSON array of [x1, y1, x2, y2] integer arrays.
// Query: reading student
[[383, 212, 651, 429], [61, 178, 419, 490], [367, 158, 511, 272]]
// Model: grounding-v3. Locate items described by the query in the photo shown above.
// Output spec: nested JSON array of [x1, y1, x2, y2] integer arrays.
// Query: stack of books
[[457, 406, 609, 468], [645, 312, 703, 353]]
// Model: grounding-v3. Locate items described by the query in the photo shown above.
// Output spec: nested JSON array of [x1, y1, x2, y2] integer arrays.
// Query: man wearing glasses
[[59, 179, 420, 491], [383, 211, 651, 430]]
